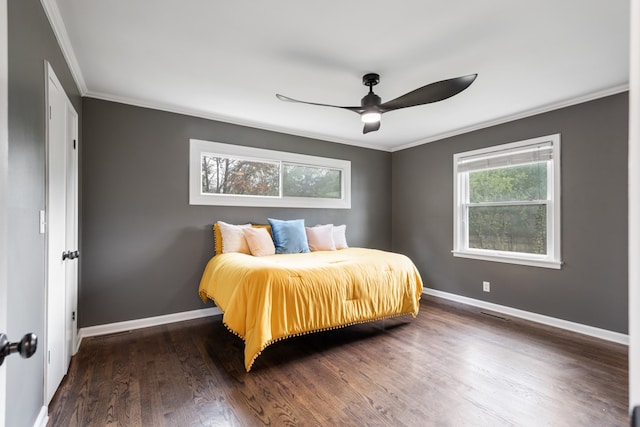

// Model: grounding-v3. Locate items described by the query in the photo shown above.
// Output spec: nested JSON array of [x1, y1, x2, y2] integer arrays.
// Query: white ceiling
[[47, 0, 630, 151]]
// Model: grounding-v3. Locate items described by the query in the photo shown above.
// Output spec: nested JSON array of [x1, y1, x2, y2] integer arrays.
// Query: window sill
[[452, 250, 562, 269]]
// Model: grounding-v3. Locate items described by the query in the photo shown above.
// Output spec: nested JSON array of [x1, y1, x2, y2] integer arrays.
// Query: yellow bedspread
[[198, 248, 423, 371]]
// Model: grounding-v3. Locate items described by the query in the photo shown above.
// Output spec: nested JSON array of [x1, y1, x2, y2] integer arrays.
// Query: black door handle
[[62, 250, 80, 261], [0, 333, 37, 366]]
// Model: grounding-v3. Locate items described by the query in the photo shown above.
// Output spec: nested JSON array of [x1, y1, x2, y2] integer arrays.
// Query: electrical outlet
[[483, 281, 491, 292]]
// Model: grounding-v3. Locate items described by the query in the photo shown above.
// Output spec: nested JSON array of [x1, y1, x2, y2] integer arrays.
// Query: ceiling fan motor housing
[[361, 73, 382, 109], [361, 92, 381, 108]]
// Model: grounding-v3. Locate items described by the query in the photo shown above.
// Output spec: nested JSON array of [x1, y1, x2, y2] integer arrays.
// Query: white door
[[64, 105, 78, 365], [1, 1, 9, 424], [45, 63, 78, 404]]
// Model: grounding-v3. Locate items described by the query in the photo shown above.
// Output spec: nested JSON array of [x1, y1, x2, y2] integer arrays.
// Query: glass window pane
[[468, 204, 547, 254], [201, 154, 279, 196], [283, 164, 342, 199], [469, 162, 547, 203]]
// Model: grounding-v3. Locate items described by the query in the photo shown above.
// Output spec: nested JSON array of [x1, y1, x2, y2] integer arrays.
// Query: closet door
[[45, 63, 78, 404]]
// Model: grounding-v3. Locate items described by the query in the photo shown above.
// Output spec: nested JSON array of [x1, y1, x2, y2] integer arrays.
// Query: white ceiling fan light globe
[[361, 111, 381, 123]]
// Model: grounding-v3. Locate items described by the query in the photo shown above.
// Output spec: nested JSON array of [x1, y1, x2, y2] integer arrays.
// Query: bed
[[198, 246, 423, 371]]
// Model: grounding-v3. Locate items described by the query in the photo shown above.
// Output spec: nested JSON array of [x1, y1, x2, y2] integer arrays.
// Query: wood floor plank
[[48, 296, 629, 426]]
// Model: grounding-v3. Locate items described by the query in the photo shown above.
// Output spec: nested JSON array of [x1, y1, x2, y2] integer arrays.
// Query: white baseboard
[[74, 289, 628, 350], [77, 307, 222, 347], [422, 287, 629, 345], [33, 406, 48, 427]]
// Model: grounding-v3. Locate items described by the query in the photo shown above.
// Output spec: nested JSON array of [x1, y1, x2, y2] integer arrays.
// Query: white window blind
[[456, 141, 553, 172]]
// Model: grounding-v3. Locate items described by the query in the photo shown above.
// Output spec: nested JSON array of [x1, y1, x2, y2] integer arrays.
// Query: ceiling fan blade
[[363, 120, 380, 134], [276, 94, 363, 113], [379, 74, 477, 112]]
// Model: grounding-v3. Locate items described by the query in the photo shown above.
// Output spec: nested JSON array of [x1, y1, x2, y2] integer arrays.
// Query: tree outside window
[[190, 139, 350, 208]]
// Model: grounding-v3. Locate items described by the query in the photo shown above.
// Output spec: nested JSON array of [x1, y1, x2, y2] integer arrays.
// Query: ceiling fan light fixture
[[276, 73, 477, 134], [361, 111, 381, 123]]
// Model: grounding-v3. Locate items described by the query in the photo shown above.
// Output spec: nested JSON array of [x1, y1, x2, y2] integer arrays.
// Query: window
[[453, 134, 561, 269], [189, 139, 351, 208]]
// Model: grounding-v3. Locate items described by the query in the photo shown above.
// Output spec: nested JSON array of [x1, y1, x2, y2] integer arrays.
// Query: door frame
[[630, 0, 640, 414], [0, 0, 9, 424]]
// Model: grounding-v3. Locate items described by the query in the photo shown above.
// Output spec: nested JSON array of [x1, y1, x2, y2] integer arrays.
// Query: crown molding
[[40, 0, 87, 94], [84, 89, 392, 152], [86, 83, 628, 154], [392, 84, 629, 152]]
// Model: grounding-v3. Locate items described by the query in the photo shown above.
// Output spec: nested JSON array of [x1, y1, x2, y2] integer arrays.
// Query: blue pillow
[[268, 218, 310, 254]]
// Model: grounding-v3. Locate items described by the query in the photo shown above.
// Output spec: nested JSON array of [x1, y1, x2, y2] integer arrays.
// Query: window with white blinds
[[453, 134, 562, 269]]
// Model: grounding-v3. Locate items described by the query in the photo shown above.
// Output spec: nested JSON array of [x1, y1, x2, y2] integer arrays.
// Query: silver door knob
[[0, 333, 38, 366]]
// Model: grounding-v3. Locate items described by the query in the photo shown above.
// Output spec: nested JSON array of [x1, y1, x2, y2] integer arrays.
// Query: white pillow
[[217, 221, 252, 254], [333, 224, 348, 249], [305, 224, 336, 251]]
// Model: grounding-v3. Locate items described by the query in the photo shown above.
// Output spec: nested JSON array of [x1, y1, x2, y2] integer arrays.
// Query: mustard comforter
[[198, 248, 423, 371]]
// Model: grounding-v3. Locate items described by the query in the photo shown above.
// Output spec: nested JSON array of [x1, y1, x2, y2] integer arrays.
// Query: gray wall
[[392, 93, 628, 333], [7, 0, 82, 426], [80, 98, 391, 327]]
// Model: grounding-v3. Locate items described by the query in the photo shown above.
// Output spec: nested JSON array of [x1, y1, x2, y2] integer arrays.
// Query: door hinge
[[73, 139, 76, 150], [72, 311, 76, 321], [48, 350, 51, 364], [39, 210, 46, 234], [49, 106, 52, 119]]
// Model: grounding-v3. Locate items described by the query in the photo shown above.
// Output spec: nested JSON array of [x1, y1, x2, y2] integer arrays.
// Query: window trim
[[452, 134, 562, 269], [189, 139, 351, 208]]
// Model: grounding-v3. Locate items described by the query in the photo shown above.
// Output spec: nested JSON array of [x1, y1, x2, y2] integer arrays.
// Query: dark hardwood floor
[[48, 296, 629, 426]]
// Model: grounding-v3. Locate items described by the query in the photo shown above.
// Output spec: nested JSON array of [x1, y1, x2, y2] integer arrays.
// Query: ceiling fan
[[276, 73, 477, 134]]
